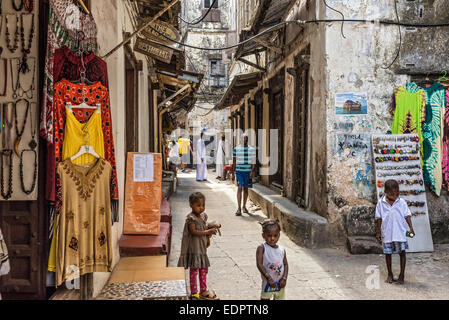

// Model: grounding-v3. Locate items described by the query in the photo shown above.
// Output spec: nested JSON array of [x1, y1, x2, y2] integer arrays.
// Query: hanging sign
[[134, 37, 173, 64], [139, 19, 180, 44], [372, 133, 434, 252]]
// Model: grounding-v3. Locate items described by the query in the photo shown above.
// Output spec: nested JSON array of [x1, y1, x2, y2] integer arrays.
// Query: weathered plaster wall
[[324, 0, 449, 244], [91, 0, 152, 296]]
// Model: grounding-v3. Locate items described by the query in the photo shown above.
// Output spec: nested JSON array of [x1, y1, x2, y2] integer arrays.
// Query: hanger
[[70, 144, 100, 161], [70, 130, 100, 161], [76, 0, 90, 15], [67, 102, 101, 112], [437, 70, 449, 83]]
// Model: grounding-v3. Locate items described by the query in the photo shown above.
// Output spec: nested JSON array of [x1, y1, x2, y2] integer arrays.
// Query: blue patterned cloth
[[383, 241, 408, 254]]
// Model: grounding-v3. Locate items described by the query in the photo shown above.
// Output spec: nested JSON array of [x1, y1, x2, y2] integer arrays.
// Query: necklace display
[[19, 13, 35, 73], [14, 98, 30, 159], [12, 0, 23, 11], [5, 14, 19, 53], [19, 149, 37, 194], [10, 57, 35, 99], [1, 103, 14, 200]]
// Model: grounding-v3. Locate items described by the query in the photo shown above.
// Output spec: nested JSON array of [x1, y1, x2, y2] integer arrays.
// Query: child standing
[[256, 220, 288, 300], [376, 179, 415, 285], [178, 192, 219, 300]]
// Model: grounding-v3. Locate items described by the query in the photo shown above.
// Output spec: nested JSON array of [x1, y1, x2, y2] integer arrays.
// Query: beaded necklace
[[20, 149, 37, 194], [19, 13, 35, 73], [5, 14, 19, 53], [24, 0, 33, 13], [14, 98, 30, 159], [1, 103, 14, 200], [0, 58, 7, 97]]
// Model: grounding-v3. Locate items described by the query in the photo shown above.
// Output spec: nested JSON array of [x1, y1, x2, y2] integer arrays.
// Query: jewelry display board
[[0, 1, 39, 201], [372, 133, 434, 252]]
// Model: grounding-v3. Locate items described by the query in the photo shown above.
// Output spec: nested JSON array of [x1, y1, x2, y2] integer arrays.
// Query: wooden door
[[293, 62, 309, 207]]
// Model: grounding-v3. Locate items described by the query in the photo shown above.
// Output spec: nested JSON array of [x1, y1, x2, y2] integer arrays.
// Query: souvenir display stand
[[372, 133, 434, 252], [0, 1, 39, 201]]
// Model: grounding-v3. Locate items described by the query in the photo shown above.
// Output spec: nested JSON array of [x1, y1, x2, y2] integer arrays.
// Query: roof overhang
[[215, 72, 263, 110], [234, 0, 297, 60]]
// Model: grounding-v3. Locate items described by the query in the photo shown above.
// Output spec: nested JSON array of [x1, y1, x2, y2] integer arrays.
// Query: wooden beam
[[102, 0, 180, 59], [158, 84, 190, 108], [253, 38, 282, 54], [238, 58, 266, 72]]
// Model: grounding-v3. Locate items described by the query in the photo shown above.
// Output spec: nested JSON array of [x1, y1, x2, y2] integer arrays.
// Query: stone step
[[119, 222, 171, 257]]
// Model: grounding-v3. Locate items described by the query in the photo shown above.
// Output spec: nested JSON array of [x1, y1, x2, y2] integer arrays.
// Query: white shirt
[[375, 196, 411, 243], [169, 143, 179, 158], [261, 243, 285, 289]]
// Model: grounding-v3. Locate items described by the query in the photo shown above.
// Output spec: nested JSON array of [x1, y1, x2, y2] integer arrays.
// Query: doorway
[[125, 49, 139, 154]]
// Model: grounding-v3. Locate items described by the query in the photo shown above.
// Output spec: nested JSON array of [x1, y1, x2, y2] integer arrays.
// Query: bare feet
[[242, 207, 249, 214], [385, 274, 395, 284], [395, 275, 404, 285], [235, 209, 242, 216]]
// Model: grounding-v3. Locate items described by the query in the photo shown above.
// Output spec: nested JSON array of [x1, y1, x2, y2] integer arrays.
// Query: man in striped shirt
[[232, 135, 256, 216]]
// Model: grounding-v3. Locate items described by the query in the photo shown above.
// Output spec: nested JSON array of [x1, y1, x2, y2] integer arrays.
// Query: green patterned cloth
[[391, 86, 426, 166], [406, 82, 446, 196]]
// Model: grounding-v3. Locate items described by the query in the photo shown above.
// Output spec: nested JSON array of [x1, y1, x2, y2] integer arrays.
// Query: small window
[[209, 59, 228, 87], [204, 0, 218, 8]]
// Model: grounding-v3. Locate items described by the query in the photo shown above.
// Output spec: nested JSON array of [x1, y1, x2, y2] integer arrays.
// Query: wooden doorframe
[[124, 45, 140, 154], [269, 69, 285, 190]]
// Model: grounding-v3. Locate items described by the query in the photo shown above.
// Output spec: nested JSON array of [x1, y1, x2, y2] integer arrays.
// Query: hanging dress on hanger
[[406, 82, 446, 196], [46, 79, 119, 224], [40, 0, 98, 144], [390, 85, 426, 165], [62, 106, 105, 163], [53, 46, 109, 87], [52, 158, 113, 286]]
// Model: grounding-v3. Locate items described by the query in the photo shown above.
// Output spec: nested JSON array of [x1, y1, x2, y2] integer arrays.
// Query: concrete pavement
[[168, 170, 449, 300]]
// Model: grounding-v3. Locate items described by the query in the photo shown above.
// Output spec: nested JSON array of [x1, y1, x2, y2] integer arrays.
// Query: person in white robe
[[196, 132, 208, 181], [216, 134, 227, 180]]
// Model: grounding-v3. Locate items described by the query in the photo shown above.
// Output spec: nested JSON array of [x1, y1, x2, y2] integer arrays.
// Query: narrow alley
[[168, 170, 449, 300]]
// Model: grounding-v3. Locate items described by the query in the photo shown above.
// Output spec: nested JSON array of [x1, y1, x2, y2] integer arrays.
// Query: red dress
[[46, 79, 119, 221]]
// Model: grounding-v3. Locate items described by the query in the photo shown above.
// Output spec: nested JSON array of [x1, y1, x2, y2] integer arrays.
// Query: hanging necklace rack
[[12, 0, 24, 11], [0, 58, 7, 97], [14, 98, 30, 159], [19, 13, 35, 73], [5, 14, 19, 53]]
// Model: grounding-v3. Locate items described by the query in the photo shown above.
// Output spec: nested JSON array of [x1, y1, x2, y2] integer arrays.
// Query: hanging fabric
[[53, 46, 109, 87], [390, 85, 426, 165], [46, 79, 119, 222], [0, 227, 10, 277], [406, 82, 446, 196], [439, 81, 449, 191], [40, 0, 98, 144], [52, 158, 113, 286]]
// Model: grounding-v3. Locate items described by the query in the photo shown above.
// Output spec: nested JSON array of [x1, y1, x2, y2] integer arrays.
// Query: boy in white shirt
[[376, 180, 415, 285]]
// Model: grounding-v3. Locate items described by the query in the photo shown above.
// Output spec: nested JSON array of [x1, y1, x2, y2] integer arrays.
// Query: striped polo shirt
[[233, 145, 256, 172]]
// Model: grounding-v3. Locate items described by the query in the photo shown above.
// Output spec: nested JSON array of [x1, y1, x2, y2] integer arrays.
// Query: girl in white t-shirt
[[256, 219, 288, 300]]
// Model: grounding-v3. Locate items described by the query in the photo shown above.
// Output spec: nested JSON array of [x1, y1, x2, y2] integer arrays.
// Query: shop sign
[[140, 19, 180, 44], [134, 37, 173, 64]]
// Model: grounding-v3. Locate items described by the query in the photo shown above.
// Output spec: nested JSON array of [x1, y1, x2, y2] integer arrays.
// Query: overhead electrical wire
[[149, 18, 449, 53], [323, 0, 346, 38], [179, 0, 219, 25], [382, 0, 402, 69]]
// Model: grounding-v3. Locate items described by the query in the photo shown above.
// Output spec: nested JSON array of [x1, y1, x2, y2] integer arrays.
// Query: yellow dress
[[48, 107, 105, 273]]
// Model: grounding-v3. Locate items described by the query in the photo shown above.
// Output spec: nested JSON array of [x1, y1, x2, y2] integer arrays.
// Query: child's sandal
[[191, 293, 200, 300], [199, 290, 219, 300]]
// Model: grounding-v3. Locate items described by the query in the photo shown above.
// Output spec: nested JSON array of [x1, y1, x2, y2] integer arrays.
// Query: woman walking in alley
[[196, 132, 208, 181], [256, 219, 288, 300], [178, 192, 219, 300]]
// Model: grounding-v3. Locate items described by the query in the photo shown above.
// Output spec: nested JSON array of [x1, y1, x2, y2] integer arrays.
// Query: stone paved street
[[168, 170, 449, 300]]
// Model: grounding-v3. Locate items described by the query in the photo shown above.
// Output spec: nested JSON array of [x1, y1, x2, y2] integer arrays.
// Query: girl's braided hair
[[259, 219, 281, 233]]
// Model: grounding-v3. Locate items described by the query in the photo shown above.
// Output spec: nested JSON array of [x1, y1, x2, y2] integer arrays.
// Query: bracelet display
[[375, 155, 419, 162]]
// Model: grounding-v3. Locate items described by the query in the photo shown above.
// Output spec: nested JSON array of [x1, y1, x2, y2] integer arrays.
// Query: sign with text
[[140, 19, 180, 44], [134, 37, 173, 64], [334, 133, 371, 158]]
